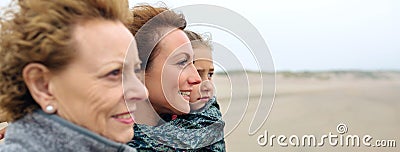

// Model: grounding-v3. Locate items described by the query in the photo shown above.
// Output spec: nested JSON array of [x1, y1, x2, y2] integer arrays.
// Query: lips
[[112, 111, 134, 124], [197, 96, 210, 102], [179, 90, 191, 101]]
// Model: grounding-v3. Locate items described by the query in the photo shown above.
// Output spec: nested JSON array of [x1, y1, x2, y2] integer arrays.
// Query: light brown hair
[[128, 5, 186, 70], [184, 30, 212, 50], [0, 0, 132, 122]]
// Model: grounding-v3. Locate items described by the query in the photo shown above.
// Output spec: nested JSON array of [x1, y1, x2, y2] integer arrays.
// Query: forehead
[[125, 38, 141, 65], [194, 59, 213, 69], [194, 46, 212, 60], [72, 19, 134, 65], [158, 29, 192, 56]]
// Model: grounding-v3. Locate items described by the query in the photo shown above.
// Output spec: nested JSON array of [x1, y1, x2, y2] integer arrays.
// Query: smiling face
[[48, 19, 147, 143], [145, 29, 201, 115], [189, 46, 215, 110]]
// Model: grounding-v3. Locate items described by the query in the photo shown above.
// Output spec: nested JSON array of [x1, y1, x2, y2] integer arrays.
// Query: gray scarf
[[0, 110, 136, 152]]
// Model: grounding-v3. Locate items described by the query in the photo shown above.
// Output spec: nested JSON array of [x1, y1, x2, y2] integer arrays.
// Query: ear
[[23, 63, 57, 113]]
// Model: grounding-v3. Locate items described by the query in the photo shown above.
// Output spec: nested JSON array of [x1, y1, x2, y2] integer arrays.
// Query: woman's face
[[145, 29, 201, 115], [189, 46, 215, 110], [49, 20, 147, 143]]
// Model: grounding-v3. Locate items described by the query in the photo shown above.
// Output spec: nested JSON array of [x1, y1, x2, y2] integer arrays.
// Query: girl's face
[[189, 46, 215, 110], [145, 29, 201, 115]]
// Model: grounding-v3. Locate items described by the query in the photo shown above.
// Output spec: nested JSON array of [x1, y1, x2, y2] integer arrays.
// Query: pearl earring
[[45, 105, 55, 113]]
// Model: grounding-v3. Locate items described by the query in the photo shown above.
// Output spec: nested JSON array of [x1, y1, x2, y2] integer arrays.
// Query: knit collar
[[2, 110, 136, 152]]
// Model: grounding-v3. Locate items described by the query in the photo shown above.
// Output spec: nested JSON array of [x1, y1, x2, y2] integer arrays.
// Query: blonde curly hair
[[0, 0, 132, 122]]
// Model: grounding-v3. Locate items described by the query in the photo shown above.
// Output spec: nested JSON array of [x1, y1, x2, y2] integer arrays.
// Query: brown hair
[[184, 30, 213, 50], [127, 5, 186, 70], [0, 0, 132, 122]]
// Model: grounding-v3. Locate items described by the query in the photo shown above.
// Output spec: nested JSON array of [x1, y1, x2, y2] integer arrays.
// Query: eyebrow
[[196, 68, 214, 72], [103, 59, 124, 65], [98, 60, 124, 71], [122, 54, 141, 65], [131, 58, 142, 66], [175, 52, 190, 59], [95, 61, 124, 76], [134, 62, 141, 68]]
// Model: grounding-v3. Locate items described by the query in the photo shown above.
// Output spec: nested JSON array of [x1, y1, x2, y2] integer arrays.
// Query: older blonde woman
[[0, 0, 147, 151]]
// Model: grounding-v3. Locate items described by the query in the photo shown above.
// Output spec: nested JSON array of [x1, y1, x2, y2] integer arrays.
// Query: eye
[[106, 69, 121, 78], [133, 67, 144, 81], [208, 72, 214, 79], [177, 58, 189, 66], [134, 68, 142, 74]]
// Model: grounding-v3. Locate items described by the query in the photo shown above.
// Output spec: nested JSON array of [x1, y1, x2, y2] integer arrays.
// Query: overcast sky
[[1, 0, 399, 71]]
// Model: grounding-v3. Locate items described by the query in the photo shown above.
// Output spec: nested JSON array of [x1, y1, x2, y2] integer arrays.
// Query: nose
[[200, 80, 214, 95], [201, 75, 208, 81], [123, 73, 148, 103], [187, 63, 201, 85], [201, 82, 210, 92]]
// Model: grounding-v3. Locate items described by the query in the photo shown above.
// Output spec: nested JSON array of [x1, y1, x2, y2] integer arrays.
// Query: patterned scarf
[[127, 97, 226, 152]]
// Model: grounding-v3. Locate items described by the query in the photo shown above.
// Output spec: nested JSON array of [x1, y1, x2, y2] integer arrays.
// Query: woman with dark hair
[[126, 5, 225, 151], [0, 0, 147, 151]]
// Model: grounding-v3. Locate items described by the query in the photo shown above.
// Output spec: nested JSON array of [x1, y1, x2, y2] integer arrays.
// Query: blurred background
[[1, 0, 399, 151]]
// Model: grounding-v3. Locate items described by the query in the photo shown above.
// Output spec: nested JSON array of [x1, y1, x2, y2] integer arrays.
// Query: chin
[[168, 101, 190, 115], [190, 102, 207, 111], [108, 130, 134, 143], [172, 106, 190, 115]]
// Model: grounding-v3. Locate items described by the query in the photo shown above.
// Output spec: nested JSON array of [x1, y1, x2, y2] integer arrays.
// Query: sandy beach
[[1, 71, 399, 151], [215, 71, 399, 151]]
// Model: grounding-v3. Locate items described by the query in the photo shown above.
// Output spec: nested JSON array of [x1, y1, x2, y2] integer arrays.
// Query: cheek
[[84, 84, 122, 116], [189, 85, 201, 102], [52, 75, 89, 112], [81, 86, 131, 143], [146, 70, 167, 105], [178, 68, 191, 86], [145, 70, 162, 91], [81, 85, 123, 131], [162, 65, 180, 90], [162, 67, 181, 104]]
